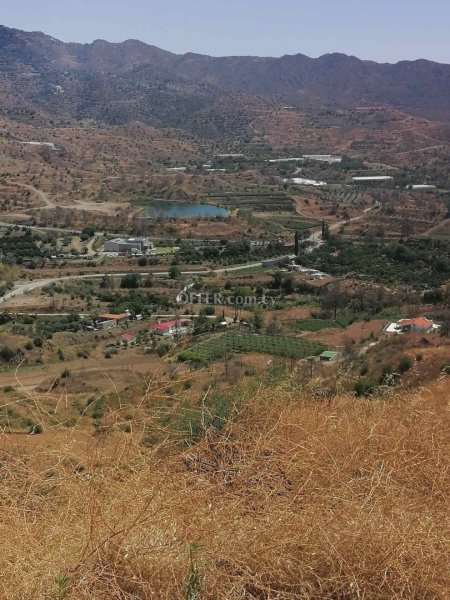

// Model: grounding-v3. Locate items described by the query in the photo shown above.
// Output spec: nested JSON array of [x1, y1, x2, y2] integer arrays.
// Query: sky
[[1, 0, 449, 64]]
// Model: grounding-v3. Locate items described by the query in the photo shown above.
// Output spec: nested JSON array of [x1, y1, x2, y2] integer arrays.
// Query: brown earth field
[[304, 319, 388, 346]]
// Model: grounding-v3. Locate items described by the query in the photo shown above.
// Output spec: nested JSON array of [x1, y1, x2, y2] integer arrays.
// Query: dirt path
[[5, 179, 55, 208], [422, 218, 450, 237], [4, 180, 127, 215], [0, 352, 165, 390], [393, 144, 444, 157], [71, 199, 129, 215]]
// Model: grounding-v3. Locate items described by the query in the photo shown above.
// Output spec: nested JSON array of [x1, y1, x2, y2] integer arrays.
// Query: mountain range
[[1, 24, 450, 132]]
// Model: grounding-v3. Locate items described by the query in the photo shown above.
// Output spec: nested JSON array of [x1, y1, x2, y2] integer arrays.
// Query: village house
[[97, 312, 130, 330], [397, 317, 435, 333], [385, 316, 436, 335], [151, 319, 192, 337], [121, 332, 137, 345]]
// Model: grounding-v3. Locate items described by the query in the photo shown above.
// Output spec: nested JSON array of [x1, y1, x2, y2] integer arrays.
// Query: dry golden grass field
[[0, 374, 448, 599]]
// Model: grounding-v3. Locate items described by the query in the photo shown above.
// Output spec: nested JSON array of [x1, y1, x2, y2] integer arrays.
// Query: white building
[[411, 185, 436, 191], [303, 155, 342, 164], [151, 319, 192, 337], [352, 176, 393, 183], [285, 178, 327, 187], [104, 237, 148, 253]]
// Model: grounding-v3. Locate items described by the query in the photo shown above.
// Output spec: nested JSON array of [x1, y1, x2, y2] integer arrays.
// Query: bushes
[[353, 378, 375, 397], [169, 265, 181, 279], [156, 343, 171, 357], [120, 273, 142, 289], [398, 356, 413, 374], [0, 346, 17, 363], [299, 238, 450, 288], [35, 315, 81, 338], [295, 318, 341, 332], [28, 422, 43, 435]]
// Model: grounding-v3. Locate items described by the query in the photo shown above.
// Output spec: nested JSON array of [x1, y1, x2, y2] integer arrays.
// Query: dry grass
[[0, 376, 448, 599]]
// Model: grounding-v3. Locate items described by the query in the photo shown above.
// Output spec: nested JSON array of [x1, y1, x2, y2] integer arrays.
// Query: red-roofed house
[[151, 319, 192, 337], [121, 332, 136, 345], [397, 317, 434, 333]]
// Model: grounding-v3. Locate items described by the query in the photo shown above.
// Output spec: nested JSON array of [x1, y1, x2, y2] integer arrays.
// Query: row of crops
[[319, 188, 361, 205], [271, 217, 320, 231], [206, 193, 288, 198], [218, 197, 295, 212], [179, 331, 326, 364]]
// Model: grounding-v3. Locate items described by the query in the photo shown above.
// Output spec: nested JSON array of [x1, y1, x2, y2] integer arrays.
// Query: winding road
[[0, 200, 380, 306], [5, 180, 55, 208], [1, 260, 289, 304]]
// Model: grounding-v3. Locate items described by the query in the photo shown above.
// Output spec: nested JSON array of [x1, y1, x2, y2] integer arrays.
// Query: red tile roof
[[151, 319, 191, 331], [99, 313, 129, 321], [398, 317, 433, 329], [121, 333, 135, 341]]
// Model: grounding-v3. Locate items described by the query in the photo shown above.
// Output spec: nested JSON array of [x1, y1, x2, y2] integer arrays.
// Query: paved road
[[1, 258, 293, 304], [0, 201, 379, 305], [0, 221, 82, 235]]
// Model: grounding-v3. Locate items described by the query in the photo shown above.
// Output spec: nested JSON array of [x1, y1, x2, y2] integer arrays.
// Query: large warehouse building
[[103, 237, 148, 253]]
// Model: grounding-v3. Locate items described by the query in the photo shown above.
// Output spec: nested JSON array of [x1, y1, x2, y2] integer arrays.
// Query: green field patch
[[152, 246, 178, 254], [294, 319, 343, 332], [179, 331, 326, 364]]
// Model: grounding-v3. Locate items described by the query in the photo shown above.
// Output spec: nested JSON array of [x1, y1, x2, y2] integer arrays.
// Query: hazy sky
[[2, 0, 449, 63]]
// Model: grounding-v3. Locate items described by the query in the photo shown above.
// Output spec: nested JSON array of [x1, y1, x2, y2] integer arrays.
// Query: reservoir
[[140, 200, 230, 219]]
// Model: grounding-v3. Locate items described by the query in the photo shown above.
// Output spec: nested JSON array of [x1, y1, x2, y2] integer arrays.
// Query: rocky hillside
[[2, 24, 450, 130]]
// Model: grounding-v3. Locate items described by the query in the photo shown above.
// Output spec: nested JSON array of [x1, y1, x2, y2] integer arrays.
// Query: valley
[[0, 23, 448, 600]]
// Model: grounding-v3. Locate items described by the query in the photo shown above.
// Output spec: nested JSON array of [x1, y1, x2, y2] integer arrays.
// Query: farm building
[[104, 237, 148, 253], [302, 155, 342, 164], [21, 141, 56, 150], [152, 319, 192, 337], [286, 177, 327, 187], [352, 176, 393, 185], [319, 351, 339, 362], [97, 312, 130, 330], [215, 153, 245, 158], [411, 185, 437, 191], [266, 157, 303, 163]]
